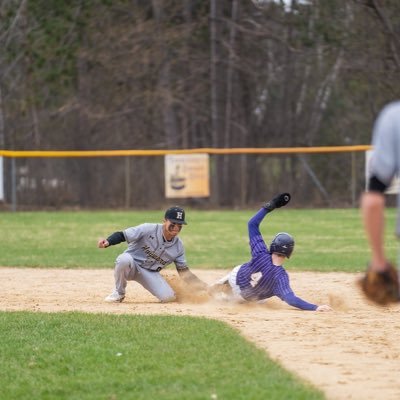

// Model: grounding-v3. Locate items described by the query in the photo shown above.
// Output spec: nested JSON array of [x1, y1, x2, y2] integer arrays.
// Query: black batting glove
[[263, 193, 291, 212]]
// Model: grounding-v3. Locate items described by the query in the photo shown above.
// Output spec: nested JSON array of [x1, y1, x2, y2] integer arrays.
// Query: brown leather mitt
[[359, 263, 400, 305]]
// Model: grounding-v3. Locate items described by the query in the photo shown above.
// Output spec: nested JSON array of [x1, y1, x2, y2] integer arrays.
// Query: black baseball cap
[[165, 206, 187, 225]]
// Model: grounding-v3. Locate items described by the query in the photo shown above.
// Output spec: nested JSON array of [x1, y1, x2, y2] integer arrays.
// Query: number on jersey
[[250, 271, 262, 287]]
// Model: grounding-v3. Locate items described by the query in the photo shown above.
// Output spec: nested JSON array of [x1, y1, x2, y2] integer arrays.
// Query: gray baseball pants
[[113, 253, 176, 302]]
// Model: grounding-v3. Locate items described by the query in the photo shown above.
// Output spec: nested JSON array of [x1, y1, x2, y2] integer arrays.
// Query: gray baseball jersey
[[123, 223, 187, 271], [370, 100, 400, 234]]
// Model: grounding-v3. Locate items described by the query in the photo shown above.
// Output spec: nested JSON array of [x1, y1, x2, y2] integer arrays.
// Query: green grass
[[0, 312, 324, 400], [2, 208, 387, 399], [0, 208, 397, 271]]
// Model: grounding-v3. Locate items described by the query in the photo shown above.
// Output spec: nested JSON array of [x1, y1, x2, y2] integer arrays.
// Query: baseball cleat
[[208, 283, 233, 300], [104, 291, 125, 303]]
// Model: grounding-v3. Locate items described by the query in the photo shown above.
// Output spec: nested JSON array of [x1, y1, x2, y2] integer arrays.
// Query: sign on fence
[[165, 154, 210, 198]]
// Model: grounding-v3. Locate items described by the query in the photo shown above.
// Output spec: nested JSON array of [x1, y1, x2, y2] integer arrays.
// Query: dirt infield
[[1, 267, 400, 400]]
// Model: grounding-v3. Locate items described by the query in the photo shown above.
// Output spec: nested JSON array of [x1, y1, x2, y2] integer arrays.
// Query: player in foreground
[[98, 206, 207, 303], [360, 101, 400, 305], [209, 193, 332, 311]]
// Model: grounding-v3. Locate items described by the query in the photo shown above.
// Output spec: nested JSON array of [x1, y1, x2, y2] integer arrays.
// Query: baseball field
[[1, 209, 399, 399]]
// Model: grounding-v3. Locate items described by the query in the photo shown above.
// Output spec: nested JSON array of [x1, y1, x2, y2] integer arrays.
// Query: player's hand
[[316, 304, 332, 312], [98, 238, 109, 248], [263, 193, 291, 212]]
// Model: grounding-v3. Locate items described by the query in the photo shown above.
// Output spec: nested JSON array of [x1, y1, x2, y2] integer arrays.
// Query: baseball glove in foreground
[[359, 263, 400, 305]]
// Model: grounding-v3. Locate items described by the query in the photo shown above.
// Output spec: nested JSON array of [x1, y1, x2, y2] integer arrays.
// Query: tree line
[[0, 0, 399, 209]]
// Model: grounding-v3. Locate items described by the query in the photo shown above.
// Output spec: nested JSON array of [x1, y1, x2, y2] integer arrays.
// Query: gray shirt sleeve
[[123, 223, 148, 243], [370, 101, 400, 185], [174, 250, 187, 270]]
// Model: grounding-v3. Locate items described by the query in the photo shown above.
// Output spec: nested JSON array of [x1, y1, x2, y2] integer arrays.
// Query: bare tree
[[1, 0, 400, 208]]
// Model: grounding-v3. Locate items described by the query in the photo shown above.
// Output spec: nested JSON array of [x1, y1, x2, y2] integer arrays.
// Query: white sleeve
[[370, 102, 400, 185]]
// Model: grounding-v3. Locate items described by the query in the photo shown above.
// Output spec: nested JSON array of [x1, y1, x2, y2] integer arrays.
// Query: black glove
[[263, 193, 291, 212]]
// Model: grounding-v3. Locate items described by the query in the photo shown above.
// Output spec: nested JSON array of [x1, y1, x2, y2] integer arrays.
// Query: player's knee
[[115, 254, 132, 272]]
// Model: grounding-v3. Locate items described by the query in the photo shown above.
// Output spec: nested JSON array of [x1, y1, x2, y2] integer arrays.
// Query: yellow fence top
[[0, 146, 372, 158]]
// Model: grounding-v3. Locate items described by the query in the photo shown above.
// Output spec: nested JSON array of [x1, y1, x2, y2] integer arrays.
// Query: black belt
[[142, 266, 162, 272]]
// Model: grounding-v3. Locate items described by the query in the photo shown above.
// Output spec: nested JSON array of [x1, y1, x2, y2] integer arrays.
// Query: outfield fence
[[0, 146, 372, 211]]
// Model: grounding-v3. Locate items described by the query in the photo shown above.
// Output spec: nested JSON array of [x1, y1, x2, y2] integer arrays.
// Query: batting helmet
[[270, 232, 295, 258]]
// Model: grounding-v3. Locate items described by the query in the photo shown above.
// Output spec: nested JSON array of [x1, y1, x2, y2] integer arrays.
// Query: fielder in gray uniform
[[361, 101, 400, 292], [98, 206, 207, 303]]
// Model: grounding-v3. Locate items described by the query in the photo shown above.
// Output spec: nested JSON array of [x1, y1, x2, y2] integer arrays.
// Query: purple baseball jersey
[[236, 208, 317, 310]]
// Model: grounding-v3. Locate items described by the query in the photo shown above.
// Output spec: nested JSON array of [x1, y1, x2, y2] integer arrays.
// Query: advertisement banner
[[165, 154, 210, 198]]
